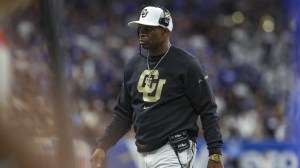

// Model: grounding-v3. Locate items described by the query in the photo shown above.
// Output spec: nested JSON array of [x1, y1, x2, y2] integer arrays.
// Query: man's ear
[[161, 28, 169, 38]]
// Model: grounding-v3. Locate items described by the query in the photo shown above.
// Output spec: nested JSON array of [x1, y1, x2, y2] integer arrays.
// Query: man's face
[[138, 25, 165, 51]]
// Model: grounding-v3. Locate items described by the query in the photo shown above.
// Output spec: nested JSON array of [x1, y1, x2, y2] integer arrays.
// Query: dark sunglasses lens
[[138, 27, 157, 33]]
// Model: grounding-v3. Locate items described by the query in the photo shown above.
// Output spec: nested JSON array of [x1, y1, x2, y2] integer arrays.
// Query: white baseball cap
[[128, 6, 173, 32]]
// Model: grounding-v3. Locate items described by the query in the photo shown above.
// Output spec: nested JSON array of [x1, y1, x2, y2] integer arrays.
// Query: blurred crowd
[[2, 0, 294, 150]]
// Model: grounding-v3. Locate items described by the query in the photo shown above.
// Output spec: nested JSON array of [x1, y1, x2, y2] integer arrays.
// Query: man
[[91, 6, 223, 168]]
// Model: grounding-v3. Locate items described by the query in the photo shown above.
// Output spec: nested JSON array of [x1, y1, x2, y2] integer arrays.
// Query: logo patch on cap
[[164, 11, 170, 19], [141, 9, 148, 18]]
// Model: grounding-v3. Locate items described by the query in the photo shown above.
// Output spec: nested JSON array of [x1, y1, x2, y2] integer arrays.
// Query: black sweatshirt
[[97, 45, 222, 155]]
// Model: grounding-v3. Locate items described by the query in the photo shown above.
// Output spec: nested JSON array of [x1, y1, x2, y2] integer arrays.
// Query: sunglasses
[[138, 26, 161, 34]]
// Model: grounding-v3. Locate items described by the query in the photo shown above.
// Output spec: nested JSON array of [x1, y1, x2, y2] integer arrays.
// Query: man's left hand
[[207, 159, 224, 168]]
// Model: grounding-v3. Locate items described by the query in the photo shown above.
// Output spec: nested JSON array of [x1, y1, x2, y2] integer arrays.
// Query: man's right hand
[[90, 148, 106, 168]]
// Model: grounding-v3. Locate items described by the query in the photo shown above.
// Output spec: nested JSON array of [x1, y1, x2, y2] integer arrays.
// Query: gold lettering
[[137, 70, 166, 102]]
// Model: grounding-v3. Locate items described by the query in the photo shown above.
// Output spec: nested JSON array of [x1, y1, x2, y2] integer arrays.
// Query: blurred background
[[0, 0, 299, 168]]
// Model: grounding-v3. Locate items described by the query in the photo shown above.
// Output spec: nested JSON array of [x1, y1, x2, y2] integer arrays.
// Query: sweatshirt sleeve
[[97, 80, 133, 152], [184, 59, 223, 155]]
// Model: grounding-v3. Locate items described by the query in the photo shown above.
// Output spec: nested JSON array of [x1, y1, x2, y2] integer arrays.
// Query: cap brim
[[128, 21, 159, 28]]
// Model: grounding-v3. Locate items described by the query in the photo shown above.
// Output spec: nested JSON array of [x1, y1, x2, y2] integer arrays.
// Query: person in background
[[91, 6, 223, 168]]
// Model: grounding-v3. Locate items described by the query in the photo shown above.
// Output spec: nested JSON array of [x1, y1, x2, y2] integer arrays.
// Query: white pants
[[137, 140, 197, 168]]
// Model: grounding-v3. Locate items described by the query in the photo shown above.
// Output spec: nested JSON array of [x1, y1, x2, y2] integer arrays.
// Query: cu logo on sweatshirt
[[137, 70, 166, 102]]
